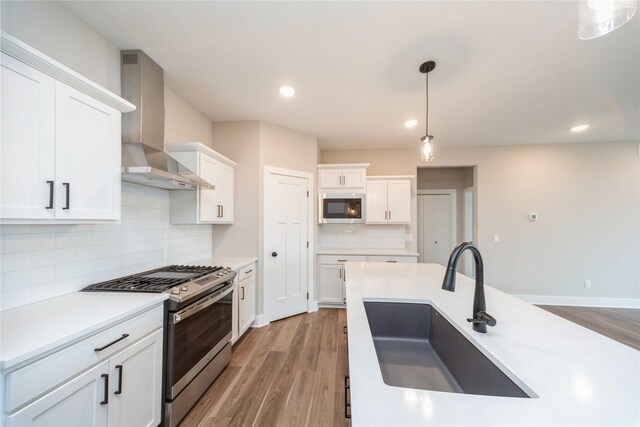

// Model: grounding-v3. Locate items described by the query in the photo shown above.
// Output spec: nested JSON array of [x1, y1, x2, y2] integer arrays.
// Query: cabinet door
[[365, 180, 388, 223], [318, 169, 343, 190], [342, 168, 366, 190], [217, 162, 234, 223], [387, 180, 411, 224], [238, 274, 256, 336], [318, 264, 344, 304], [54, 82, 120, 221], [107, 330, 162, 427], [0, 53, 55, 220], [198, 154, 219, 222], [7, 361, 109, 427]]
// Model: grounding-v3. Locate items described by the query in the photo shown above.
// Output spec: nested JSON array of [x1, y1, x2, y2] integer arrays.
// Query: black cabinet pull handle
[[115, 365, 123, 395], [62, 182, 70, 210], [46, 181, 54, 209], [100, 374, 109, 405], [221, 205, 224, 218], [344, 375, 351, 419], [241, 286, 245, 300], [244, 269, 253, 274], [343, 326, 347, 335], [94, 333, 129, 352]]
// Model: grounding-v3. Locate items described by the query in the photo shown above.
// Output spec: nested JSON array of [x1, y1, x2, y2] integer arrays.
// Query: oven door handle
[[171, 284, 233, 325]]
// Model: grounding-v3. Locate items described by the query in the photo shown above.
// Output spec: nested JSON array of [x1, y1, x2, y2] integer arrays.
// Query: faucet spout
[[441, 242, 496, 333]]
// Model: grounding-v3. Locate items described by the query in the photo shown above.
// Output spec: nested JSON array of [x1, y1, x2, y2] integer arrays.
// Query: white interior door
[[266, 171, 309, 321], [418, 194, 453, 265]]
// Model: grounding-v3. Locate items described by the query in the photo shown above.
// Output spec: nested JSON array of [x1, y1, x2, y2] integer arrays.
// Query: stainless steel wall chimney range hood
[[120, 50, 214, 190]]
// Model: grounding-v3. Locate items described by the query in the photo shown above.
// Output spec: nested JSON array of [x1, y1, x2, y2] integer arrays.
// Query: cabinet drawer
[[238, 263, 256, 281], [367, 256, 417, 263], [318, 255, 367, 264], [5, 305, 163, 413]]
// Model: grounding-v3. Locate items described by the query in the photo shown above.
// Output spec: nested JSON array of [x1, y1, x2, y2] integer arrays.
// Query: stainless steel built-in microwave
[[319, 193, 366, 224]]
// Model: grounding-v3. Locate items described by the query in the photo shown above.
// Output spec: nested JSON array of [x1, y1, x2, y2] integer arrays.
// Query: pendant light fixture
[[578, 0, 637, 40], [419, 61, 436, 162]]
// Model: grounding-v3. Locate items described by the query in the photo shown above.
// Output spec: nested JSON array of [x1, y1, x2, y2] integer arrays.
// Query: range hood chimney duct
[[120, 50, 214, 190]]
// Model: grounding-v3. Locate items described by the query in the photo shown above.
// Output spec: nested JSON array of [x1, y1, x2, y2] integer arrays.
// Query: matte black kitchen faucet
[[442, 242, 497, 333]]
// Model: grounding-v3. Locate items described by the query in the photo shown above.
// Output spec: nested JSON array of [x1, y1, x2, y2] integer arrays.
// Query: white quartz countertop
[[345, 262, 640, 426], [317, 248, 419, 257], [0, 292, 168, 370], [191, 256, 258, 272]]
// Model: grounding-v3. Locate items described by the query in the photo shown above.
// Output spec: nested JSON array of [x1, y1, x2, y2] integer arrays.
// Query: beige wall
[[321, 142, 640, 301], [211, 121, 318, 316], [1, 1, 121, 93], [164, 85, 214, 147]]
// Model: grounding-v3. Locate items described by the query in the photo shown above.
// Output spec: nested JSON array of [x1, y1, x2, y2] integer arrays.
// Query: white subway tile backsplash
[[0, 182, 213, 310], [318, 224, 408, 249]]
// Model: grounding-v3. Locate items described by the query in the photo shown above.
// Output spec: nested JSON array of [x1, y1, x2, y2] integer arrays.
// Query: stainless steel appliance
[[83, 265, 236, 427], [319, 193, 366, 224]]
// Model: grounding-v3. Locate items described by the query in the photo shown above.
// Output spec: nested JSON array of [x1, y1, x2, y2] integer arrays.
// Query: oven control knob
[[217, 272, 224, 276], [171, 288, 180, 295], [181, 285, 188, 292]]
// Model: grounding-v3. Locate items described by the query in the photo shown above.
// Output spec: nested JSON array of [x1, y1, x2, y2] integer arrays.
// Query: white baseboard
[[251, 314, 269, 328], [514, 294, 640, 309], [308, 300, 319, 313]]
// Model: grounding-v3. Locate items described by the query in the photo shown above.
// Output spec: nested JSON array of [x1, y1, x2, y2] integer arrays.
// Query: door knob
[[272, 252, 278, 257]]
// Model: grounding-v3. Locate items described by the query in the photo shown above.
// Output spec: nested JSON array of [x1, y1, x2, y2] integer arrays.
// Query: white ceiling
[[65, 1, 640, 150]]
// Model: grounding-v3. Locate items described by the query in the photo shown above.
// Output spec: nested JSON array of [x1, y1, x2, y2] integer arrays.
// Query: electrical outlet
[[584, 280, 591, 289], [494, 234, 500, 243]]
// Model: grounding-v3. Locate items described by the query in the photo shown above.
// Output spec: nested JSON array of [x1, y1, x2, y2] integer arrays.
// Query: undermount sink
[[364, 301, 532, 398]]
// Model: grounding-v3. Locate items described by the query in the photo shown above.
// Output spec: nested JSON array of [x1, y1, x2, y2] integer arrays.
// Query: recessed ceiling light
[[404, 120, 418, 128], [279, 86, 295, 97], [571, 124, 589, 133]]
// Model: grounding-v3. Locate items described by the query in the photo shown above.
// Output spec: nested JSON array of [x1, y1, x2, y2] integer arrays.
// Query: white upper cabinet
[[0, 34, 134, 224], [366, 177, 412, 224], [318, 164, 369, 192], [167, 142, 236, 224], [54, 83, 121, 221], [0, 53, 56, 221]]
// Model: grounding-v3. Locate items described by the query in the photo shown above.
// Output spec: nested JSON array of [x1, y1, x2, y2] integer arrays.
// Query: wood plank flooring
[[179, 305, 639, 427], [539, 305, 640, 351], [179, 309, 350, 427]]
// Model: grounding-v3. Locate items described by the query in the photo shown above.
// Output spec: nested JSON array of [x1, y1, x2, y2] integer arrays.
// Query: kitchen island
[[345, 262, 640, 426]]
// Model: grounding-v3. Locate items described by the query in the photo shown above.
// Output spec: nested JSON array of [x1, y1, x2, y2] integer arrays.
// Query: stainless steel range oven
[[83, 265, 236, 427]]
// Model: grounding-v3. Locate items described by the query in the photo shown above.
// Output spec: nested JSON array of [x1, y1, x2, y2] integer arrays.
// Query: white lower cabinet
[[317, 254, 417, 306], [3, 306, 163, 427], [7, 361, 109, 427], [232, 262, 257, 344]]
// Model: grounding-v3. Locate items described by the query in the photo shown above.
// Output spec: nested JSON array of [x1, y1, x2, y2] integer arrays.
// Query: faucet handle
[[467, 311, 497, 327]]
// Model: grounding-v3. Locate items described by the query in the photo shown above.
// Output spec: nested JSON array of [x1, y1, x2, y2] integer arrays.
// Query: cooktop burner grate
[[83, 265, 223, 293]]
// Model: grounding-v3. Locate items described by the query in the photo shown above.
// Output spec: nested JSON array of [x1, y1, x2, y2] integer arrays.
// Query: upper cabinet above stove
[[167, 142, 236, 224], [0, 33, 135, 224]]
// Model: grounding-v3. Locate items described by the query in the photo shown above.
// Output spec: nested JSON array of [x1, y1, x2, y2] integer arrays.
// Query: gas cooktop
[[82, 264, 236, 303]]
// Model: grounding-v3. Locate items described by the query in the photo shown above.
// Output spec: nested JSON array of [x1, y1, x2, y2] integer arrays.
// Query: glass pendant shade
[[578, 0, 637, 40], [420, 135, 434, 162]]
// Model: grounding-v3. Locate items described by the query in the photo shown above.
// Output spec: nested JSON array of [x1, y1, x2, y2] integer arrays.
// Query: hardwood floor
[[180, 305, 639, 427], [539, 305, 640, 351], [179, 309, 350, 427]]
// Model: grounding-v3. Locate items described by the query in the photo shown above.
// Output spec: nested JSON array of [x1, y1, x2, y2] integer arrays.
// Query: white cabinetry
[[318, 164, 369, 192], [317, 255, 366, 305], [167, 142, 236, 224], [238, 264, 256, 337], [317, 254, 417, 306], [231, 261, 257, 344], [3, 305, 163, 427], [366, 177, 412, 224], [0, 35, 134, 224]]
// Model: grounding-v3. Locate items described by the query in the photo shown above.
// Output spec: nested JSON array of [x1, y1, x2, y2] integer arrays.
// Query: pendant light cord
[[425, 70, 429, 136]]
